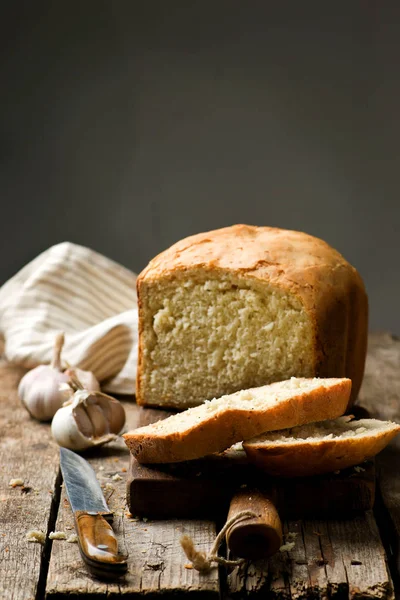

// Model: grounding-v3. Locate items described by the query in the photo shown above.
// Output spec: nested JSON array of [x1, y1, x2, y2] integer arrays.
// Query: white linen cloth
[[0, 242, 138, 395]]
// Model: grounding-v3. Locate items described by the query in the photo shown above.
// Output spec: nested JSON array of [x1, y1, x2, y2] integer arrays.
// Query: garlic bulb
[[51, 378, 126, 451], [18, 333, 100, 422]]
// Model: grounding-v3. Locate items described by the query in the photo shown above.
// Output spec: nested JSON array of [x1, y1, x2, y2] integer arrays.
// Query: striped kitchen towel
[[0, 242, 138, 395]]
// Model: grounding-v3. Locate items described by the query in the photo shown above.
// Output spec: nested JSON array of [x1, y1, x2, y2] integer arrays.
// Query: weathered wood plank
[[227, 559, 270, 599], [358, 332, 400, 585], [308, 520, 347, 599], [325, 512, 393, 599], [301, 521, 329, 598], [227, 512, 394, 599], [284, 520, 315, 599], [359, 333, 400, 424], [0, 363, 61, 600], [45, 403, 220, 598]]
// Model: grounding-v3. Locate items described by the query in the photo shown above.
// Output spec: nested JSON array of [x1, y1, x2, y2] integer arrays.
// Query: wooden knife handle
[[74, 511, 127, 578], [226, 488, 283, 560]]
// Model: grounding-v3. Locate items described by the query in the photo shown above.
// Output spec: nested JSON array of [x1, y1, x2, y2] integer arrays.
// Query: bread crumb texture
[[142, 275, 314, 407], [26, 530, 46, 544], [49, 531, 67, 540], [279, 542, 296, 552], [279, 531, 298, 553], [247, 416, 400, 445], [9, 478, 24, 487]]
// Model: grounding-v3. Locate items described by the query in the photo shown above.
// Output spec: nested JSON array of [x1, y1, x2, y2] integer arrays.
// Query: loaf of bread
[[136, 225, 367, 409], [243, 416, 400, 477], [123, 377, 351, 463]]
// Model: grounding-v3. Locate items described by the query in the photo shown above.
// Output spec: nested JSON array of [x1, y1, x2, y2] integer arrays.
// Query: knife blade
[[60, 447, 128, 578]]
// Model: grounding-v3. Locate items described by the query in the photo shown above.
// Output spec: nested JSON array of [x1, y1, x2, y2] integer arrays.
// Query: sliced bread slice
[[123, 377, 351, 463], [243, 416, 400, 477]]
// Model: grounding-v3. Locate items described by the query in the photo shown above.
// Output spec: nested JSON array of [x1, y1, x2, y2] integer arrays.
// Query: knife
[[60, 447, 128, 579]]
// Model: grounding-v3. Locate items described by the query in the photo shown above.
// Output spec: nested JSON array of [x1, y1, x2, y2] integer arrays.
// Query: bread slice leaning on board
[[243, 416, 400, 477], [123, 377, 351, 463]]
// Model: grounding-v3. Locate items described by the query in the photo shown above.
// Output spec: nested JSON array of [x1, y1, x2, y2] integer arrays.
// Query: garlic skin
[[19, 333, 70, 421], [19, 364, 70, 421], [18, 333, 100, 422], [65, 368, 100, 393], [51, 388, 126, 451]]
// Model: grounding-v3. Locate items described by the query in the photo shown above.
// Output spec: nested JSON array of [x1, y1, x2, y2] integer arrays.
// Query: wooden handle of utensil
[[74, 511, 127, 578], [226, 488, 283, 560]]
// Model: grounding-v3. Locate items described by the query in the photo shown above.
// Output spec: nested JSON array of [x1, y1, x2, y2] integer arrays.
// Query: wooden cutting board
[[126, 449, 375, 520]]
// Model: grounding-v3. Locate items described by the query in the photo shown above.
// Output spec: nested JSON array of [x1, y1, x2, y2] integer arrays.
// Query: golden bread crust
[[124, 378, 351, 463], [136, 225, 368, 407], [243, 422, 400, 477]]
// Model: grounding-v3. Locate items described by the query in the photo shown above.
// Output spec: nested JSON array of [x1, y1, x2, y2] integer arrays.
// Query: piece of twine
[[180, 510, 258, 573]]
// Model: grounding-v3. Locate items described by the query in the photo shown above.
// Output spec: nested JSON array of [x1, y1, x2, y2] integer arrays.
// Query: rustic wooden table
[[1, 332, 399, 599]]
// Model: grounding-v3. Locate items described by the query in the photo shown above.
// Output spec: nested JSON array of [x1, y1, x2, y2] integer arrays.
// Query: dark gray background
[[1, 2, 399, 332]]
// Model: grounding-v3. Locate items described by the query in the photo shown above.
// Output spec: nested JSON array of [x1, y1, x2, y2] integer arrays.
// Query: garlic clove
[[51, 387, 126, 451], [95, 394, 126, 435], [52, 402, 92, 451], [72, 402, 94, 438], [84, 398, 109, 437]]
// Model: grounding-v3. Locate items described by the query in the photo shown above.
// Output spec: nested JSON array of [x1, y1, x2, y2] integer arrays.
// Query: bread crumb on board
[[126, 514, 140, 521], [49, 531, 67, 540], [26, 530, 46, 544], [354, 466, 366, 473], [279, 531, 298, 552], [9, 478, 24, 487], [26, 529, 78, 543], [111, 474, 123, 482], [279, 542, 296, 552]]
